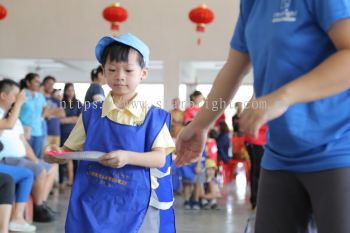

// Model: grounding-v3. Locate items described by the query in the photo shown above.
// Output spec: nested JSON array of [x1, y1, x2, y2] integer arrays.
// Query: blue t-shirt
[[84, 83, 105, 103], [19, 90, 46, 136], [45, 97, 61, 136], [231, 0, 350, 172]]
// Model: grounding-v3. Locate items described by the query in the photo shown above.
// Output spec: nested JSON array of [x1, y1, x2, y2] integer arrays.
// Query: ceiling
[[0, 0, 255, 89]]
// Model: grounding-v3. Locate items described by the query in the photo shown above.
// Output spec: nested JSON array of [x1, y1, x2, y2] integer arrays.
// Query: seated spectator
[[0, 79, 57, 222], [0, 165, 36, 232], [0, 173, 14, 233], [202, 159, 221, 210]]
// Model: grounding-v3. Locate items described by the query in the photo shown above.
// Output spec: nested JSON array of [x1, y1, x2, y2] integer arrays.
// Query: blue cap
[[95, 33, 150, 67]]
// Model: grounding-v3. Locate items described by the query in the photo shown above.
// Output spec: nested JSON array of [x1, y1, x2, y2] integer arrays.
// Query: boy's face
[[1, 86, 19, 110], [206, 167, 216, 179], [104, 50, 148, 99]]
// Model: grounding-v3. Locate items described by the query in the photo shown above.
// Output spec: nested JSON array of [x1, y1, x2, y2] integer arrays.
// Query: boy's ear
[[0, 92, 6, 101], [140, 68, 148, 81]]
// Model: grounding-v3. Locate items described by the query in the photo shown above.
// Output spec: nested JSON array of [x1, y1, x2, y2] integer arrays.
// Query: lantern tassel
[[111, 23, 120, 31], [197, 37, 202, 45]]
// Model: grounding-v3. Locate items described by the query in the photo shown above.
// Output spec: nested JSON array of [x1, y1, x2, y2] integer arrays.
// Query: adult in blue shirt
[[175, 0, 350, 232], [41, 76, 66, 147], [84, 66, 106, 103], [19, 73, 48, 158]]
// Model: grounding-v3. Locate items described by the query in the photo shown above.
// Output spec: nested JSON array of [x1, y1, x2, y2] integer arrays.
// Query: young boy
[[44, 33, 175, 233], [202, 159, 221, 210]]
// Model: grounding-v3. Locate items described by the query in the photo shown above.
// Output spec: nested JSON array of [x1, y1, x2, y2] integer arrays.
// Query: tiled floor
[[34, 172, 252, 233]]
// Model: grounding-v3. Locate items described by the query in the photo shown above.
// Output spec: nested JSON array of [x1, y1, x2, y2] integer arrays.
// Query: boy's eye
[[108, 69, 116, 72], [126, 70, 134, 73]]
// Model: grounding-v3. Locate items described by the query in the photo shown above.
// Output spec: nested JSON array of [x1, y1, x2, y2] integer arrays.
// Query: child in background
[[202, 159, 221, 210], [179, 150, 206, 210], [44, 33, 175, 233], [180, 161, 198, 209]]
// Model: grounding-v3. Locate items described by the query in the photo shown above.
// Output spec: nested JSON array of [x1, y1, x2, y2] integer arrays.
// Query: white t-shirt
[[0, 108, 26, 159]]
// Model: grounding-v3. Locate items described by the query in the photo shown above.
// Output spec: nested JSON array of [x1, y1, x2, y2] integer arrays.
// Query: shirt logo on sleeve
[[272, 0, 297, 23]]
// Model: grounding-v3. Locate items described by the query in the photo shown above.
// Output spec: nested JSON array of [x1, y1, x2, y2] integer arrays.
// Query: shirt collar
[[101, 92, 144, 118], [0, 106, 5, 118]]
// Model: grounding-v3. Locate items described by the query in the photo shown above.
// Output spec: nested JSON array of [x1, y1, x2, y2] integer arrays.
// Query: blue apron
[[65, 103, 173, 233]]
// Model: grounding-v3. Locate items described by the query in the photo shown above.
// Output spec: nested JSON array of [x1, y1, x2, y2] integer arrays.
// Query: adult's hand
[[175, 122, 208, 167], [240, 91, 289, 138]]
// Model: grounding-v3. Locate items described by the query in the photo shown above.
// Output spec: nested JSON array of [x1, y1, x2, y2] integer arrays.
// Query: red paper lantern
[[189, 4, 214, 33], [0, 4, 7, 21], [103, 3, 128, 31]]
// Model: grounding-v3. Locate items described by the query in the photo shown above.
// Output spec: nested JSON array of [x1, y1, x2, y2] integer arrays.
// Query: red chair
[[220, 160, 250, 184], [218, 136, 250, 184]]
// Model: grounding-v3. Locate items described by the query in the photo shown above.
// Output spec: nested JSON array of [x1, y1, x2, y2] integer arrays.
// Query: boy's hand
[[99, 150, 129, 168], [43, 145, 67, 164]]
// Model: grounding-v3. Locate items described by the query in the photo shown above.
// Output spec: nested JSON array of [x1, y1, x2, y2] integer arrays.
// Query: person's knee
[[35, 169, 47, 181], [22, 168, 34, 181], [48, 164, 58, 176]]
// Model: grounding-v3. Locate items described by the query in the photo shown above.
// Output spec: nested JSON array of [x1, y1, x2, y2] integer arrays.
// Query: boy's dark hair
[[90, 66, 103, 82], [100, 42, 145, 69], [0, 79, 20, 94], [42, 76, 56, 85]]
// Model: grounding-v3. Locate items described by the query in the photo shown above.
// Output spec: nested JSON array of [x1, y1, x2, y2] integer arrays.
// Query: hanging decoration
[[0, 4, 7, 21], [189, 4, 215, 45], [103, 3, 128, 32]]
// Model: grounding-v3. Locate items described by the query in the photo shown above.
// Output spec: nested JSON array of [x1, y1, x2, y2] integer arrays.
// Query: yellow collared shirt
[[64, 92, 175, 190]]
